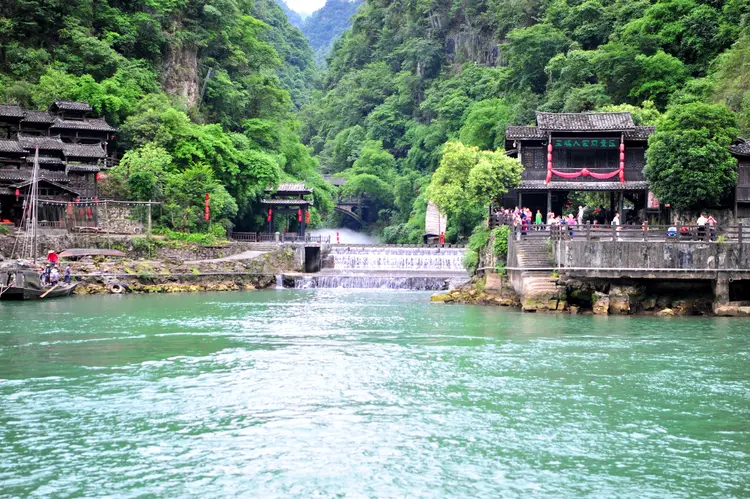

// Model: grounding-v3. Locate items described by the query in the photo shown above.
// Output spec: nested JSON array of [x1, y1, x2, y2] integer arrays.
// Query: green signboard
[[553, 138, 619, 149]]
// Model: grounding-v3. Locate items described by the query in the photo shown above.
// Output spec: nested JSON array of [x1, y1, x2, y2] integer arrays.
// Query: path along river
[[1, 291, 749, 497]]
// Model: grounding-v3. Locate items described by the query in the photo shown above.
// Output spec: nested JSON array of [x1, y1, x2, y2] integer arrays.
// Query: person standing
[[697, 213, 708, 241], [63, 266, 71, 284], [577, 205, 585, 226], [535, 209, 543, 230]]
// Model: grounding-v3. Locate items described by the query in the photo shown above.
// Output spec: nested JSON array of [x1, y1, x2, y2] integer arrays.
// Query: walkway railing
[[507, 222, 749, 243], [228, 232, 331, 244]]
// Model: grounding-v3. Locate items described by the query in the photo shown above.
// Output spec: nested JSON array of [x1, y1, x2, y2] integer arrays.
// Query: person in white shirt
[[697, 213, 708, 240]]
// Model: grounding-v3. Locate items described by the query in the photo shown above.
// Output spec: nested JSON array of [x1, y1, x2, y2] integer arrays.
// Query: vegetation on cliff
[[300, 0, 364, 63], [0, 0, 330, 234], [302, 0, 750, 240]]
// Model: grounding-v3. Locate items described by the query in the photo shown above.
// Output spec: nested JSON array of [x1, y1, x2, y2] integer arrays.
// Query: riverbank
[[431, 272, 746, 317], [0, 234, 304, 295]]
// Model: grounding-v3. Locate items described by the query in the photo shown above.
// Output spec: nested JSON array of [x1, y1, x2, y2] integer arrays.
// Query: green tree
[[645, 103, 739, 211]]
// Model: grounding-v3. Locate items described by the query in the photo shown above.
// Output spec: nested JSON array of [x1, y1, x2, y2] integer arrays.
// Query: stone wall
[[556, 240, 750, 271]]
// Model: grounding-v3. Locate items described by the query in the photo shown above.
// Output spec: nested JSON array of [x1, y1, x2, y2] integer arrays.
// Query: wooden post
[[147, 200, 152, 240], [547, 190, 552, 217], [618, 191, 624, 220]]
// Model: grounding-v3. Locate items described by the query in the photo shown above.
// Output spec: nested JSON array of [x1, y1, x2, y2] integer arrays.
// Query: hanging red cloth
[[548, 167, 625, 183]]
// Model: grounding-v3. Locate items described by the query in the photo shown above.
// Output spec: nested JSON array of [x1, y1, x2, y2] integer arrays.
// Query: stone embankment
[[0, 235, 304, 295], [433, 273, 717, 316]]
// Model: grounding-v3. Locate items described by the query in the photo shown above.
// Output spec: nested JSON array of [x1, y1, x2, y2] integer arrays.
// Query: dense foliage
[[646, 103, 739, 211], [0, 0, 329, 234], [302, 0, 750, 241]]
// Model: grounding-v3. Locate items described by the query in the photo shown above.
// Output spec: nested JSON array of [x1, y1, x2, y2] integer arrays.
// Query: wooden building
[[731, 140, 750, 218], [0, 101, 116, 225], [262, 183, 314, 236], [505, 112, 653, 221]]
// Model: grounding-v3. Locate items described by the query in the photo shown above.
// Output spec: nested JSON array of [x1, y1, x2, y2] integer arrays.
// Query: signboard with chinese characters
[[553, 138, 620, 149]]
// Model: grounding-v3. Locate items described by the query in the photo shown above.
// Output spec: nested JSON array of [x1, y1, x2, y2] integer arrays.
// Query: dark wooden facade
[[505, 112, 653, 219], [731, 141, 750, 217], [0, 101, 117, 225]]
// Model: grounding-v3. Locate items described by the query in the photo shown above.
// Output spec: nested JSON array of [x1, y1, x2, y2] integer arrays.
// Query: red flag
[[205, 193, 210, 221]]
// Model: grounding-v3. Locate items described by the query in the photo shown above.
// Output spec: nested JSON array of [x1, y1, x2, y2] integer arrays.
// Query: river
[[1, 291, 748, 497]]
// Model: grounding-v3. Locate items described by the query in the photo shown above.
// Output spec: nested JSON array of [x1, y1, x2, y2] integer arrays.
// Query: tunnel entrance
[[304, 247, 321, 273]]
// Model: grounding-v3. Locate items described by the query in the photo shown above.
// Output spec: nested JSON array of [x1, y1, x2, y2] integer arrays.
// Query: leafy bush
[[467, 225, 492, 252], [462, 250, 479, 273], [0, 225, 8, 235], [492, 226, 510, 258]]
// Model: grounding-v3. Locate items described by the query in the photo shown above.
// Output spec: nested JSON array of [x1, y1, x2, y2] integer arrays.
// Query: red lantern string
[[305, 211, 311, 224], [15, 188, 20, 199], [297, 208, 302, 222]]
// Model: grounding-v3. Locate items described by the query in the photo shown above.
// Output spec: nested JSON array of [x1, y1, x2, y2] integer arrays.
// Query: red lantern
[[619, 143, 625, 152], [74, 198, 80, 203], [267, 208, 273, 223], [94, 197, 99, 205], [547, 143, 553, 153], [305, 211, 311, 224], [95, 172, 101, 181], [619, 152, 625, 162], [297, 208, 302, 223], [15, 188, 19, 199], [547, 153, 553, 162], [204, 193, 210, 221], [86, 207, 92, 219]]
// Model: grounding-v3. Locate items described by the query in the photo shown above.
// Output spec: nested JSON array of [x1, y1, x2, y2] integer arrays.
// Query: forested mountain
[[275, 0, 306, 28], [301, 0, 750, 242], [301, 0, 364, 63], [0, 0, 331, 234]]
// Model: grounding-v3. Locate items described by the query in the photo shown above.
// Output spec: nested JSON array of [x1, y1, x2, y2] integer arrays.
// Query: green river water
[[1, 290, 748, 497]]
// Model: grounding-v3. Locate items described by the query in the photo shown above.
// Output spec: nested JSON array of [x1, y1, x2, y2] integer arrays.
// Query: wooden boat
[[0, 268, 77, 300]]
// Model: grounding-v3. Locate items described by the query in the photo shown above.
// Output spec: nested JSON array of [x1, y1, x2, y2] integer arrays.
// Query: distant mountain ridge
[[275, 0, 304, 28], [276, 0, 363, 64]]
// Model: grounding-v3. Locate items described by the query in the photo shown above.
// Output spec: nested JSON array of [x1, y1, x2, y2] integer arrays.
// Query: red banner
[[548, 167, 624, 182]]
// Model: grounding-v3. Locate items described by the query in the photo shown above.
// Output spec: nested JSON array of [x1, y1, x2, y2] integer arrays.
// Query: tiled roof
[[0, 104, 24, 118], [22, 110, 54, 123], [265, 182, 313, 193], [51, 117, 116, 132], [519, 180, 649, 191], [27, 156, 64, 165], [0, 170, 70, 183], [260, 199, 314, 206], [0, 139, 25, 154], [63, 143, 106, 158], [67, 164, 101, 173], [624, 126, 655, 140], [536, 112, 635, 131], [731, 141, 750, 157], [506, 126, 546, 140], [53, 100, 93, 112], [18, 135, 65, 151]]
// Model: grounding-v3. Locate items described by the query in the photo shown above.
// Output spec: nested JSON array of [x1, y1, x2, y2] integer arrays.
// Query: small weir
[[292, 245, 468, 290]]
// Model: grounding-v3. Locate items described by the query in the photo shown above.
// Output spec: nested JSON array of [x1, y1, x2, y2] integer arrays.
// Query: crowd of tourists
[[492, 207, 719, 241]]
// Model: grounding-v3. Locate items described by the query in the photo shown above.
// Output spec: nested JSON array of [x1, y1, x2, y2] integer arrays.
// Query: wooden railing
[[228, 232, 331, 244], [542, 223, 744, 243]]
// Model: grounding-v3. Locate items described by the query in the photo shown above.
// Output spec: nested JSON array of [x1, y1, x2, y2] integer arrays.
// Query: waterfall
[[295, 246, 468, 290], [293, 275, 461, 290], [275, 275, 284, 288], [328, 246, 466, 272]]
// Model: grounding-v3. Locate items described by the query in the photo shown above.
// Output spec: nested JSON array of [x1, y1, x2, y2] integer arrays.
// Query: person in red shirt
[[47, 250, 59, 265]]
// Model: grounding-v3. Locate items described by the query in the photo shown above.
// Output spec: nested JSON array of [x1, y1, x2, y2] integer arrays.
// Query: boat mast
[[30, 146, 39, 264]]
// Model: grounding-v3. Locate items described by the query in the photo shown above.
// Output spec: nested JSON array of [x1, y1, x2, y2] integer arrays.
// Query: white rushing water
[[294, 275, 457, 290], [292, 245, 468, 290], [307, 228, 378, 245], [329, 246, 467, 272]]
